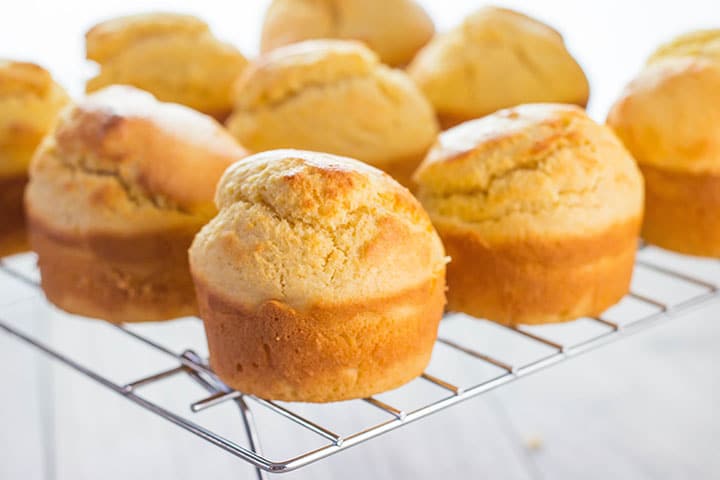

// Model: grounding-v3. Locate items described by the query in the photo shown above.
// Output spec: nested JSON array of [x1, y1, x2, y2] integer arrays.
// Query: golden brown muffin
[[189, 149, 447, 402], [25, 86, 246, 323], [86, 13, 248, 121], [260, 0, 434, 67], [408, 7, 589, 128], [608, 30, 720, 257], [227, 40, 438, 187], [414, 104, 643, 326], [0, 60, 69, 257]]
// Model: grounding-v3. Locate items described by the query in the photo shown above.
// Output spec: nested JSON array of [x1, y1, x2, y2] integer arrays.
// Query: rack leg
[[237, 396, 267, 480], [181, 351, 266, 479]]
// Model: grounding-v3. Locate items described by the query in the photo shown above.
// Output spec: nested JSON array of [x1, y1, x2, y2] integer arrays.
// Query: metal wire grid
[[0, 246, 718, 478]]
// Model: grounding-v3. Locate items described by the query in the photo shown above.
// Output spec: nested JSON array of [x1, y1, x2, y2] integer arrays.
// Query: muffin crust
[[227, 40, 438, 186], [261, 0, 434, 67], [26, 86, 245, 322], [408, 7, 589, 127], [608, 31, 720, 256], [0, 60, 69, 256], [86, 13, 248, 120], [415, 104, 643, 325], [190, 149, 446, 401], [0, 175, 29, 256]]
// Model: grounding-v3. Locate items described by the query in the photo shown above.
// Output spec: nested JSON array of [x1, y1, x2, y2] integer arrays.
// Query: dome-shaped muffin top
[[27, 86, 246, 232], [608, 30, 720, 174], [414, 104, 643, 241], [407, 7, 589, 125], [85, 13, 209, 63], [260, 0, 434, 67], [0, 60, 69, 176], [85, 13, 248, 119], [227, 40, 438, 182], [190, 149, 446, 309]]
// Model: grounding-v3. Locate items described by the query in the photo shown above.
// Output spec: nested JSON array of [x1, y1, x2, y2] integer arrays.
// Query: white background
[[1, 1, 719, 479]]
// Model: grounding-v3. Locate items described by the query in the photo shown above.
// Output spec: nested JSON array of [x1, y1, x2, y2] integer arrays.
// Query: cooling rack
[[1, 245, 718, 479]]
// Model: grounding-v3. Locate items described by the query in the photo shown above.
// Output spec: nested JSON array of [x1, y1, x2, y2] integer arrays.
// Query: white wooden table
[[1, 1, 719, 479]]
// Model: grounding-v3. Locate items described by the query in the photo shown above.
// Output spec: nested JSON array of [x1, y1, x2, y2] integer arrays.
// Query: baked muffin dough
[[190, 149, 446, 401], [26, 86, 246, 322], [408, 7, 589, 128], [608, 30, 720, 257], [648, 29, 720, 64], [227, 40, 438, 187], [414, 104, 643, 325], [0, 60, 69, 257], [86, 13, 248, 120], [260, 0, 434, 67]]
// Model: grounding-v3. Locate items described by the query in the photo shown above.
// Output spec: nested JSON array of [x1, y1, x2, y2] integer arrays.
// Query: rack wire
[[1, 245, 718, 478]]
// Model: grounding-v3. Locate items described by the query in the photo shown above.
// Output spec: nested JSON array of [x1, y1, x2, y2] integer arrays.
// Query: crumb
[[524, 435, 543, 451]]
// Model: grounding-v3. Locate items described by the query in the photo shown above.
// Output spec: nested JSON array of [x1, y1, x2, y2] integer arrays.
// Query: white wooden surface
[[2, 264, 719, 480], [1, 1, 720, 479]]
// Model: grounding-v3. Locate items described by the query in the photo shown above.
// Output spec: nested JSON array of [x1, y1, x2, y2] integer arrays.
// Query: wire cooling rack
[[1, 245, 718, 478]]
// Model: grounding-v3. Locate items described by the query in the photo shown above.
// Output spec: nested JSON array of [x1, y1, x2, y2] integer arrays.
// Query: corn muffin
[[261, 0, 434, 67], [227, 40, 438, 187], [26, 86, 246, 322], [414, 104, 643, 325], [408, 7, 589, 128], [608, 30, 720, 257], [190, 149, 447, 401], [86, 13, 248, 120], [0, 60, 69, 257]]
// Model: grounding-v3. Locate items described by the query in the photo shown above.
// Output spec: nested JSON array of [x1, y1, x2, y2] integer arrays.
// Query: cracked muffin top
[[85, 13, 248, 119], [26, 86, 246, 233], [260, 0, 434, 67], [413, 104, 643, 241], [189, 149, 446, 308], [226, 40, 438, 176], [0, 60, 69, 177], [407, 6, 589, 125]]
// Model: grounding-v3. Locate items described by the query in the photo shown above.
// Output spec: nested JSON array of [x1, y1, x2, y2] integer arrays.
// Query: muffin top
[[407, 7, 589, 123], [414, 104, 643, 241], [190, 149, 446, 309], [27, 86, 246, 233], [648, 29, 720, 64], [0, 60, 69, 176], [85, 12, 248, 118], [608, 30, 720, 174], [227, 40, 438, 173], [86, 13, 209, 62], [260, 0, 434, 67]]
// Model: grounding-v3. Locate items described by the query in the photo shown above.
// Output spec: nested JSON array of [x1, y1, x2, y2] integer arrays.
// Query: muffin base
[[194, 277, 445, 402], [381, 153, 427, 190], [438, 113, 476, 130], [28, 215, 199, 323], [441, 218, 641, 326], [640, 164, 720, 257], [207, 108, 232, 124], [0, 174, 29, 257]]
